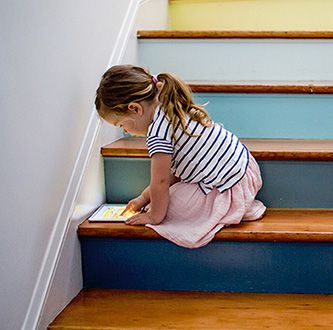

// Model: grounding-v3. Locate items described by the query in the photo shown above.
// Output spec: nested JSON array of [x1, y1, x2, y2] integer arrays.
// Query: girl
[[95, 64, 266, 248]]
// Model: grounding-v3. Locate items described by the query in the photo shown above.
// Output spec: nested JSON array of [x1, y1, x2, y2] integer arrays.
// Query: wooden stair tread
[[188, 82, 333, 94], [101, 137, 333, 161], [138, 30, 333, 39], [49, 289, 333, 329], [78, 209, 333, 242]]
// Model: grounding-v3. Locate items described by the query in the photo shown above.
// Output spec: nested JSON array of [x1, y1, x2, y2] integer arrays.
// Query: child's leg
[[242, 200, 266, 221]]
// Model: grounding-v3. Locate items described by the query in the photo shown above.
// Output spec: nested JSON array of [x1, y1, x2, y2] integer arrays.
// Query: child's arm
[[124, 173, 179, 216], [123, 172, 178, 215], [149, 153, 172, 223], [125, 153, 172, 225]]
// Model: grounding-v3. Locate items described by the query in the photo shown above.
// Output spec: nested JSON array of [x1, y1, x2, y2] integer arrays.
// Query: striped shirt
[[146, 106, 249, 195]]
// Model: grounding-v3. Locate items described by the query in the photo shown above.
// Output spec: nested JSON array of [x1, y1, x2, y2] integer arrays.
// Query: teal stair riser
[[138, 39, 333, 81], [81, 237, 333, 294], [194, 93, 333, 139], [104, 158, 333, 208]]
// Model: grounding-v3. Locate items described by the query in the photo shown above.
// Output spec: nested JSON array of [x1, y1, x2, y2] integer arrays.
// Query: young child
[[95, 64, 266, 248]]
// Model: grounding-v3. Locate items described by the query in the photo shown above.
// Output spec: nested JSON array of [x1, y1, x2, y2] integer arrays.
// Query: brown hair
[[95, 64, 213, 135]]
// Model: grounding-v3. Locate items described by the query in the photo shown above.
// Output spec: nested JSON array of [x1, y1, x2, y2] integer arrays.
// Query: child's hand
[[125, 212, 157, 226], [122, 195, 147, 215]]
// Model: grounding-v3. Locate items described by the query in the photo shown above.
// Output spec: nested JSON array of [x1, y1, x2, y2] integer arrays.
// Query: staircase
[[49, 1, 333, 329]]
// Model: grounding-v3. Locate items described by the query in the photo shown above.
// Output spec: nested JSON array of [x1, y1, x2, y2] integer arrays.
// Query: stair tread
[[49, 289, 333, 329], [78, 209, 333, 242], [138, 30, 333, 39], [188, 82, 333, 93], [101, 137, 333, 160]]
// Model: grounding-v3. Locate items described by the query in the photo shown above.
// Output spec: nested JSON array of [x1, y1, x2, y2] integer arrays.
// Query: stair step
[[101, 138, 333, 207], [168, 0, 333, 31], [79, 209, 333, 242], [138, 30, 333, 39], [49, 289, 333, 329], [189, 82, 333, 94], [138, 35, 333, 81], [105, 89, 333, 139], [101, 137, 333, 161], [191, 92, 333, 139], [79, 209, 333, 292]]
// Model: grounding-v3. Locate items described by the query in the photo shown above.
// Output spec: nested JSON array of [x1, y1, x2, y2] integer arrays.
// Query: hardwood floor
[[49, 289, 333, 329]]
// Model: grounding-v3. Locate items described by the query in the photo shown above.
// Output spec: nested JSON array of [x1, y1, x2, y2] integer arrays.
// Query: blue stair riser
[[80, 237, 333, 294], [138, 39, 333, 81], [194, 93, 333, 139], [104, 158, 333, 208]]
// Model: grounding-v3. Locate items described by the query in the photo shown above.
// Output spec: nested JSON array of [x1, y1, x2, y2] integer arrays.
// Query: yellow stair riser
[[169, 0, 333, 31]]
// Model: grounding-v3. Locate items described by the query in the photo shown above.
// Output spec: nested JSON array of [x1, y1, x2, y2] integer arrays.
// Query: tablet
[[88, 204, 138, 222]]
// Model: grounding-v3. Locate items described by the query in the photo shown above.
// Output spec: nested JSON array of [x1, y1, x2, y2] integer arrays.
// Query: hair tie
[[151, 75, 158, 84]]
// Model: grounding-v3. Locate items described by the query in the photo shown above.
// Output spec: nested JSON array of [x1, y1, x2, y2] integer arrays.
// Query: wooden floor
[[49, 289, 333, 329]]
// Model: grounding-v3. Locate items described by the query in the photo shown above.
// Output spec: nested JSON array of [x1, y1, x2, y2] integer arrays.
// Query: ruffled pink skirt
[[147, 154, 266, 248]]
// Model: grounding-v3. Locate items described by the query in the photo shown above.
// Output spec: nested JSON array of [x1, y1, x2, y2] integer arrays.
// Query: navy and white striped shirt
[[146, 106, 249, 195]]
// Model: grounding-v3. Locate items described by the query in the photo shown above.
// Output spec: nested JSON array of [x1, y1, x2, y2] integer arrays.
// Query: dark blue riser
[[104, 158, 333, 208], [194, 93, 333, 139], [81, 237, 333, 294]]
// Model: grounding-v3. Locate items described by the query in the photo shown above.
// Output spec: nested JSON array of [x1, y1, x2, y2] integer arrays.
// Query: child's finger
[[120, 202, 134, 216], [126, 213, 150, 225], [125, 214, 139, 225], [144, 203, 151, 212]]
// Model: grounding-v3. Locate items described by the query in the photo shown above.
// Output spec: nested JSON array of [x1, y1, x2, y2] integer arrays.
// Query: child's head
[[95, 65, 158, 135], [95, 65, 157, 118], [95, 64, 212, 135]]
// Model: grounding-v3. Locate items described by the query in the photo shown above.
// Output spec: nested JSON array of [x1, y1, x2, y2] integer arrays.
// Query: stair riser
[[194, 93, 333, 139], [138, 40, 333, 81], [169, 0, 333, 31], [104, 158, 333, 208], [81, 238, 333, 294]]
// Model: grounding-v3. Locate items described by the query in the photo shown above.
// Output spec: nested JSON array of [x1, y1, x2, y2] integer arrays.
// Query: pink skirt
[[147, 154, 266, 248]]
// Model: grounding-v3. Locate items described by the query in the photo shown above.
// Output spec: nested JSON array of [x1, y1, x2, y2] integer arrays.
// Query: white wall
[[0, 1, 137, 329], [137, 0, 169, 30], [35, 0, 168, 329]]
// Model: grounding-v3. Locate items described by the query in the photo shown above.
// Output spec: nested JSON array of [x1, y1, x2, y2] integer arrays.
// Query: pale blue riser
[[104, 158, 333, 208], [138, 40, 333, 81], [194, 93, 333, 139], [81, 237, 333, 294]]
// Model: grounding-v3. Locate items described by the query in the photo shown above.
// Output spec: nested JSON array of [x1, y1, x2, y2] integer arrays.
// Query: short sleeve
[[146, 136, 174, 157]]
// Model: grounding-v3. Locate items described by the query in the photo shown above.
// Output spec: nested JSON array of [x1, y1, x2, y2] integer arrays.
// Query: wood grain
[[49, 289, 333, 329], [137, 30, 333, 39], [101, 137, 333, 161], [189, 83, 333, 94], [78, 209, 333, 243]]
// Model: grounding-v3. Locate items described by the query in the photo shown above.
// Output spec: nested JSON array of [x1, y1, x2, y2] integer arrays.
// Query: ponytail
[[94, 65, 213, 136], [156, 73, 213, 136]]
